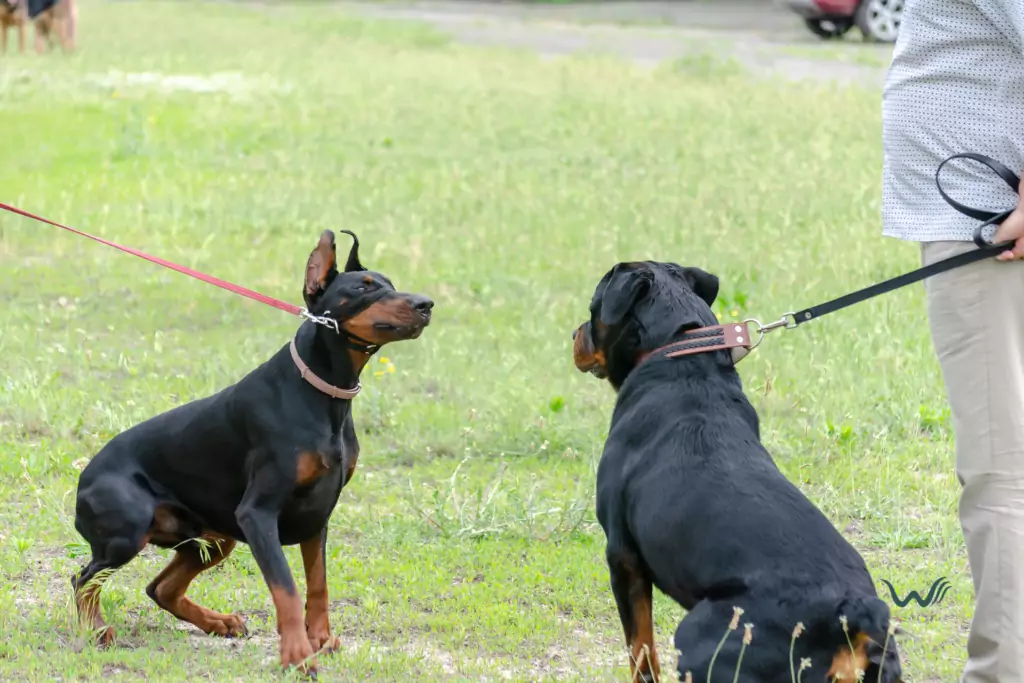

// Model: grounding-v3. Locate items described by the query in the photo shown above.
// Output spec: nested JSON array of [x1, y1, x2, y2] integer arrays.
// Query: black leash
[[751, 152, 1019, 337]]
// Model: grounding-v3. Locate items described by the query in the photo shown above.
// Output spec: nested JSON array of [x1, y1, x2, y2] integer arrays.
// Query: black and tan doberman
[[71, 230, 433, 675]]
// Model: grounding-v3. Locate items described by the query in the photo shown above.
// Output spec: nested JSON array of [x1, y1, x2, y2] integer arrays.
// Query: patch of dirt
[[163, 605, 639, 679], [87, 70, 291, 96], [101, 664, 151, 678]]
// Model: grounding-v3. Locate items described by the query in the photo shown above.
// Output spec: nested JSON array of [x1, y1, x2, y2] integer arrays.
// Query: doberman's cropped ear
[[339, 229, 364, 273], [682, 266, 719, 307], [598, 265, 653, 327], [303, 229, 338, 309]]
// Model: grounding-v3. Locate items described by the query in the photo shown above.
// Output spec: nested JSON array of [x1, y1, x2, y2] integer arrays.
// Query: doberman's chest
[[277, 438, 359, 544]]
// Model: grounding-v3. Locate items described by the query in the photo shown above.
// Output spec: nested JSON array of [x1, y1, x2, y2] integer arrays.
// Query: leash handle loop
[[934, 152, 1021, 247]]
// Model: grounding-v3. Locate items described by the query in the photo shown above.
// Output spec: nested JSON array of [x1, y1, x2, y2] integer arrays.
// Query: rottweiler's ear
[[598, 265, 652, 327], [303, 230, 338, 309], [339, 229, 364, 272], [682, 266, 719, 307]]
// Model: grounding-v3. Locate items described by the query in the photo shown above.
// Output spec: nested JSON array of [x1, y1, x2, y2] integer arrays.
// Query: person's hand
[[993, 176, 1024, 261]]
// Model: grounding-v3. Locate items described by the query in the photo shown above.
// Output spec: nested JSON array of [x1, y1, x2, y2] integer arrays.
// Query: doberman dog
[[71, 230, 433, 675], [572, 261, 903, 683]]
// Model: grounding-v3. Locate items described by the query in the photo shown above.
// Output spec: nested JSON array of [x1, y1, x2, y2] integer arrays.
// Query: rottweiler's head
[[573, 261, 720, 389], [302, 229, 433, 350]]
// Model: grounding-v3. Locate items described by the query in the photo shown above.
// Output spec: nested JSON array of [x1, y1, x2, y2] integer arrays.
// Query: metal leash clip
[[298, 308, 340, 334], [742, 313, 797, 351]]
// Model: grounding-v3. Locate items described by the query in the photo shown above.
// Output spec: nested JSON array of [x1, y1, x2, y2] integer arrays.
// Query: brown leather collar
[[637, 322, 754, 367], [289, 338, 361, 400]]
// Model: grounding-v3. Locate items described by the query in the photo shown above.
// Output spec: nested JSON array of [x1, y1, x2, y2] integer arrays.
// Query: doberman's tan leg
[[145, 536, 246, 637], [301, 530, 341, 653]]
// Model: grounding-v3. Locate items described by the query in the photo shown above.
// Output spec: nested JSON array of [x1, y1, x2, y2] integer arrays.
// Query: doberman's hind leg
[[71, 517, 149, 646], [72, 477, 165, 645], [72, 541, 142, 645], [71, 474, 157, 645], [145, 535, 246, 637]]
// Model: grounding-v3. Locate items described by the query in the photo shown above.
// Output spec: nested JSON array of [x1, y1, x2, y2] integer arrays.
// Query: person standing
[[882, 0, 1024, 680], [27, 0, 74, 51], [64, 0, 74, 46]]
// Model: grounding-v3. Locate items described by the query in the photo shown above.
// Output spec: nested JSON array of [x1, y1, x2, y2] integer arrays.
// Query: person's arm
[[982, 0, 1024, 259]]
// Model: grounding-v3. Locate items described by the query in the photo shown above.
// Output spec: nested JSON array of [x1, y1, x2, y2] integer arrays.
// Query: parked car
[[781, 0, 902, 43]]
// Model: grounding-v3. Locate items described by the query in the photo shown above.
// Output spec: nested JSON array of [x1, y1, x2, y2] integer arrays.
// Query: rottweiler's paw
[[280, 632, 318, 675]]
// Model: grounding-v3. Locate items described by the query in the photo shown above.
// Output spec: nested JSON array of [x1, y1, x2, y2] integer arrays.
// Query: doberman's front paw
[[308, 630, 341, 654], [208, 613, 248, 638], [630, 659, 659, 683], [280, 632, 317, 675], [306, 615, 340, 654], [632, 666, 660, 683], [95, 625, 116, 648]]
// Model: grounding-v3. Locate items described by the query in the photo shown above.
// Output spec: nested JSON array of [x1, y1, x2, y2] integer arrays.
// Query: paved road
[[346, 0, 891, 87]]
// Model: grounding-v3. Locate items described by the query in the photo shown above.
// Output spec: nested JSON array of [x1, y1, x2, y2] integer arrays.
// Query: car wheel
[[803, 17, 854, 39], [855, 0, 903, 42]]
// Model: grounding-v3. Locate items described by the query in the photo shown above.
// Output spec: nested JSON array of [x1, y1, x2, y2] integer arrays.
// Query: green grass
[[778, 42, 894, 68], [0, 1, 966, 680]]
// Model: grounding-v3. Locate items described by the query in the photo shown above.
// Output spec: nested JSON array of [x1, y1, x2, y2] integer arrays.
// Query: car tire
[[855, 0, 902, 42], [803, 17, 854, 39]]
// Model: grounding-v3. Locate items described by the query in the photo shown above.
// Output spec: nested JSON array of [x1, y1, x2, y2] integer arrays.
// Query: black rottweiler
[[71, 230, 433, 674], [572, 261, 903, 683]]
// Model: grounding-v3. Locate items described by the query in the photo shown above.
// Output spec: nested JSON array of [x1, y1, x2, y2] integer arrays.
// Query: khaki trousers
[[922, 241, 1024, 683]]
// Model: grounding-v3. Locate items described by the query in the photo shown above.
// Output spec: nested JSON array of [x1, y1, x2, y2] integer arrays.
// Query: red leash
[[1, 201, 307, 317]]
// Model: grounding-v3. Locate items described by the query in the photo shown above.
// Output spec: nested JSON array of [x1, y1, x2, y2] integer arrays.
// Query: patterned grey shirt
[[881, 0, 1024, 242]]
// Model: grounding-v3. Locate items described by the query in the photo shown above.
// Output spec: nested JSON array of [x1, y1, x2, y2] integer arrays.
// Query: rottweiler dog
[[71, 230, 433, 674], [572, 261, 903, 683]]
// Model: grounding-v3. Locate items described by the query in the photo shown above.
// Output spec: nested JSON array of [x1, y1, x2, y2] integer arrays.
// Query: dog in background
[[572, 260, 903, 682], [0, 0, 27, 54]]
